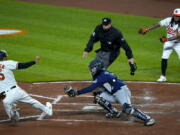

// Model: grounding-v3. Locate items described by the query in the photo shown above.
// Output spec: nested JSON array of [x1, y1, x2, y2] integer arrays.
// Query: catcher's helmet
[[0, 50, 8, 59], [172, 8, 180, 17], [89, 60, 105, 76]]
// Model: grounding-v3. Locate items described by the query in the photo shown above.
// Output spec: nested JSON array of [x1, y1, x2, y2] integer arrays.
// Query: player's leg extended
[[114, 85, 155, 126], [17, 87, 52, 116], [94, 91, 121, 118]]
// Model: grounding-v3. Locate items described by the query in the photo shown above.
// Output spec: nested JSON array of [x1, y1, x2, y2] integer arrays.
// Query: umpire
[[82, 17, 136, 75]]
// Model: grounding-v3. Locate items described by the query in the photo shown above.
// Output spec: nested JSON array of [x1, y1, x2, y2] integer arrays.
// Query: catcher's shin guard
[[94, 95, 119, 116], [122, 103, 154, 125]]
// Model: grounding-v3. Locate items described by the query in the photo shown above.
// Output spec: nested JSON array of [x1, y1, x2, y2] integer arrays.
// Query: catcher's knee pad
[[94, 95, 117, 114], [122, 103, 134, 115]]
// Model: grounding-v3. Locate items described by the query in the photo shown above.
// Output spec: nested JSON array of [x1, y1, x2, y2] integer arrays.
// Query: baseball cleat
[[144, 118, 155, 126], [157, 75, 167, 82], [105, 111, 122, 118], [37, 102, 53, 121], [10, 104, 20, 122], [46, 102, 53, 116], [10, 111, 20, 122]]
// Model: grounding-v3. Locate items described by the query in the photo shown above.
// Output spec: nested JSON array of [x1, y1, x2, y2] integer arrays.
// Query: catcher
[[64, 60, 155, 126]]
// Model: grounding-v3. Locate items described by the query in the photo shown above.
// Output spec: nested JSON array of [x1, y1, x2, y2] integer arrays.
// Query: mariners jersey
[[159, 17, 180, 42], [0, 60, 18, 93], [84, 25, 133, 59], [77, 71, 125, 95]]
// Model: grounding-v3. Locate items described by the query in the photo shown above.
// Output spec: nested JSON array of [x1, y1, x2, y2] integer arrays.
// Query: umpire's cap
[[0, 50, 8, 59], [102, 17, 111, 26]]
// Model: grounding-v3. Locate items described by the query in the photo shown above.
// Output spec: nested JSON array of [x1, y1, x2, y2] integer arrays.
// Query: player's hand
[[128, 58, 135, 64], [128, 58, 137, 76], [34, 56, 41, 63], [82, 51, 88, 58], [138, 28, 149, 35], [160, 37, 168, 43]]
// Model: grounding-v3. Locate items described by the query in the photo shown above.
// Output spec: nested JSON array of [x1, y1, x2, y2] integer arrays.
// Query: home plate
[[83, 106, 102, 110]]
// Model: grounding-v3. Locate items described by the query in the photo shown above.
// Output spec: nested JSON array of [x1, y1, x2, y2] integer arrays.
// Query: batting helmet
[[0, 50, 8, 59], [172, 8, 180, 17], [89, 60, 105, 76]]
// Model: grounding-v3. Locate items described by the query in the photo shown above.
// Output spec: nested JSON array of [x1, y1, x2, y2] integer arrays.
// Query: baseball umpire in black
[[82, 17, 137, 75]]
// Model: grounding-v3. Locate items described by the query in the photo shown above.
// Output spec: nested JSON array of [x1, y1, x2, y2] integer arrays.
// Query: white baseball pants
[[162, 41, 180, 59], [3, 85, 49, 119]]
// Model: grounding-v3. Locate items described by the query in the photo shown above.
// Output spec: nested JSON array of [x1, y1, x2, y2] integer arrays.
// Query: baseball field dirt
[[1, 0, 180, 135]]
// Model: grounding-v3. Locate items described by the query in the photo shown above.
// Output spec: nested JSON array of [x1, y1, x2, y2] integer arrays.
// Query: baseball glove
[[138, 28, 149, 35], [64, 86, 78, 97], [129, 62, 137, 76], [160, 36, 168, 43], [0, 91, 6, 100]]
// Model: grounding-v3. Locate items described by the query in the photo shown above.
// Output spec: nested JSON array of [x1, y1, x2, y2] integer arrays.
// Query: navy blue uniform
[[77, 71, 125, 95]]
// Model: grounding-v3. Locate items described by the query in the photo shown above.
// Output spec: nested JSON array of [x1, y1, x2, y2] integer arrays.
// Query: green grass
[[0, 0, 179, 82]]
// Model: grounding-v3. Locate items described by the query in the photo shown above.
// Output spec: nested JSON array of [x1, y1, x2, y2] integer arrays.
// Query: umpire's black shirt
[[84, 25, 133, 59]]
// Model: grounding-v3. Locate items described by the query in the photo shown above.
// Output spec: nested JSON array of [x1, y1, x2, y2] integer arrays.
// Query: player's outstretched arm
[[17, 56, 41, 69], [139, 23, 160, 34]]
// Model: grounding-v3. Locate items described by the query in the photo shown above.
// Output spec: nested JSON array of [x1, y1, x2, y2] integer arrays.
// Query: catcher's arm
[[64, 86, 78, 97], [0, 91, 6, 100]]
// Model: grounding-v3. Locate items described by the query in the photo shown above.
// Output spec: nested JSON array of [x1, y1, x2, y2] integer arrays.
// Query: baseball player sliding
[[139, 8, 180, 82], [0, 50, 53, 122]]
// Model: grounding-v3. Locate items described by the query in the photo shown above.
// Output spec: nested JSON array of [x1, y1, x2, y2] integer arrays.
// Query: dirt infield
[[2, 1, 180, 135], [0, 81, 180, 135]]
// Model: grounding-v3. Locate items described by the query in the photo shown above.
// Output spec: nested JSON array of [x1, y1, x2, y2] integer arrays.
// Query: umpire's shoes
[[105, 111, 122, 118], [157, 75, 166, 82], [144, 118, 155, 126]]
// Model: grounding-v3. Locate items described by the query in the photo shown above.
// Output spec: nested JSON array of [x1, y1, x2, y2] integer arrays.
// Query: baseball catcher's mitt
[[64, 86, 78, 97], [129, 62, 137, 76], [0, 91, 6, 100]]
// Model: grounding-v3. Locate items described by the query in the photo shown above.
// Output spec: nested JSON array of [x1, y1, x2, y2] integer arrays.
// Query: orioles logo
[[0, 28, 27, 37]]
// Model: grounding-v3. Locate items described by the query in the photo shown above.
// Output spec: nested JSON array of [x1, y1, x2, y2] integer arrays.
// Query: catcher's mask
[[0, 50, 8, 59], [89, 60, 105, 76]]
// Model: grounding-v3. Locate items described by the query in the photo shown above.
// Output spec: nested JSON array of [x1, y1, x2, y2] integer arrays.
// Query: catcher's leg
[[122, 103, 155, 126], [94, 93, 121, 118]]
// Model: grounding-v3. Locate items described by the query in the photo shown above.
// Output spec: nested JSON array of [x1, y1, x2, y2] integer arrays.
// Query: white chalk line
[[42, 118, 134, 125], [29, 94, 155, 101], [1, 92, 179, 124], [29, 94, 56, 100], [37, 95, 64, 120], [32, 80, 180, 85]]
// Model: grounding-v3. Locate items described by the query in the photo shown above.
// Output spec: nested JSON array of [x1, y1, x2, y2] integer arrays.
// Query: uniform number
[[0, 73, 5, 80]]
